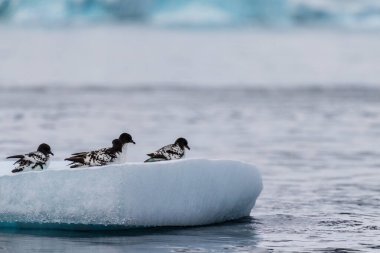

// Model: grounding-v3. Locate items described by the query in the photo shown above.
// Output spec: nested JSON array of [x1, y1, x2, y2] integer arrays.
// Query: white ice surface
[[0, 159, 262, 229]]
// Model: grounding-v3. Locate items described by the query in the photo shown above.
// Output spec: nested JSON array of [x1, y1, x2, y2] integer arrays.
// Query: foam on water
[[0, 159, 262, 229]]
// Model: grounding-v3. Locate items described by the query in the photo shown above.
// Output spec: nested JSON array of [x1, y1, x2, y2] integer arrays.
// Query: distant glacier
[[1, 0, 380, 29]]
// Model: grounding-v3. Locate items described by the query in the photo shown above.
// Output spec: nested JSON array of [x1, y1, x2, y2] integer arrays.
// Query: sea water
[[1, 3, 380, 249], [0, 86, 378, 252]]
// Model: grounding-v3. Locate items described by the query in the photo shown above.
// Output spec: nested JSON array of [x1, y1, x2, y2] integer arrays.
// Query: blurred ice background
[[1, 0, 380, 86], [0, 0, 380, 252]]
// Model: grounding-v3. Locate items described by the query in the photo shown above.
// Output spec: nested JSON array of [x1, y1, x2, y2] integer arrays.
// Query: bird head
[[119, 133, 136, 145], [37, 143, 54, 156], [175, 137, 190, 150]]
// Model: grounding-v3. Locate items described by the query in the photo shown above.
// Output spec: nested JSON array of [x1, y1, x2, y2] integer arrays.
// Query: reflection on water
[[0, 218, 260, 253]]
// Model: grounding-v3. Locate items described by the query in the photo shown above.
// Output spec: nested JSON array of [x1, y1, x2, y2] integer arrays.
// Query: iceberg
[[0, 159, 262, 230]]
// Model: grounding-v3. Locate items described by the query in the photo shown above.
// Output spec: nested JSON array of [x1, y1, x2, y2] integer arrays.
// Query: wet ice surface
[[0, 86, 379, 252]]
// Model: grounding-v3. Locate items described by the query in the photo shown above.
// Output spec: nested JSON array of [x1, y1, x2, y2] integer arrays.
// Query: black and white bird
[[7, 143, 54, 173], [144, 137, 190, 163], [69, 133, 135, 164], [115, 133, 136, 163], [65, 139, 123, 168]]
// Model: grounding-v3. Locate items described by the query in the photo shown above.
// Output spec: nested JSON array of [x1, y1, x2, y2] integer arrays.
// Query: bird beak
[[131, 140, 136, 144], [50, 152, 54, 156], [185, 145, 190, 150]]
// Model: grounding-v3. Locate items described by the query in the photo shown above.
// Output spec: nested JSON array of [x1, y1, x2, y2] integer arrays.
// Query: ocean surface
[[1, 2, 380, 249], [0, 86, 379, 252]]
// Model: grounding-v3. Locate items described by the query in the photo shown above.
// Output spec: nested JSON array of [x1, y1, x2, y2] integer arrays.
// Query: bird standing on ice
[[7, 143, 54, 173], [68, 132, 135, 164], [144, 137, 190, 163], [65, 139, 123, 168]]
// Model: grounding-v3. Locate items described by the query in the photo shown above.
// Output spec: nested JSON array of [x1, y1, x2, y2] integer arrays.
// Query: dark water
[[0, 218, 261, 253], [0, 86, 379, 252]]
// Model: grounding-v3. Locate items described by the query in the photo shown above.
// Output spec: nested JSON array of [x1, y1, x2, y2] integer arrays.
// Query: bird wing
[[71, 147, 107, 157], [147, 153, 167, 160], [147, 144, 173, 159], [26, 151, 48, 164], [165, 145, 184, 159], [12, 159, 33, 172], [89, 149, 114, 165]]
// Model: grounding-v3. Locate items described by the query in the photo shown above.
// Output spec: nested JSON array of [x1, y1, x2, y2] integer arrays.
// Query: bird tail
[[12, 168, 23, 173], [144, 158, 154, 163], [144, 158, 166, 163], [64, 156, 85, 167], [7, 155, 24, 159], [65, 156, 83, 162], [69, 164, 83, 168], [71, 152, 87, 156]]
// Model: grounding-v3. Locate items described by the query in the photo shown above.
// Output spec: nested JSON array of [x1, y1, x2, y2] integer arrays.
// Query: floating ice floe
[[0, 159, 262, 230]]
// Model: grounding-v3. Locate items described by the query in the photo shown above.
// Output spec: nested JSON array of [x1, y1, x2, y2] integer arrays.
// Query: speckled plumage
[[7, 143, 53, 173], [145, 138, 190, 163], [65, 139, 123, 168], [68, 149, 119, 168], [147, 144, 184, 161]]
